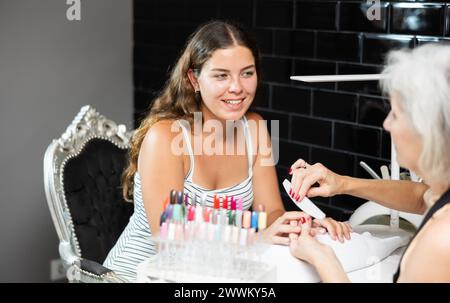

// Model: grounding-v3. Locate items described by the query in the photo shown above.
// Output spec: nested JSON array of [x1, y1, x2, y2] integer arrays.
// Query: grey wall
[[0, 0, 133, 282]]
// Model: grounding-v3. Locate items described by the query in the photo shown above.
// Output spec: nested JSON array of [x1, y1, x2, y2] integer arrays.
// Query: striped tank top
[[103, 116, 255, 281]]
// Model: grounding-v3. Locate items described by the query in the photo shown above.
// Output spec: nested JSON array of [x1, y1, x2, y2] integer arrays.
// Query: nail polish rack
[[144, 191, 276, 282]]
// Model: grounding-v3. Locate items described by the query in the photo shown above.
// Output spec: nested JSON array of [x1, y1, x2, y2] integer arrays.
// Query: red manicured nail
[[289, 189, 292, 195], [300, 217, 306, 224], [289, 168, 292, 174]]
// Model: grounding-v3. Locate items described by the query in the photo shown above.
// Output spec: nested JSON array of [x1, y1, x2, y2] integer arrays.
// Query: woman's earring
[[194, 89, 201, 104]]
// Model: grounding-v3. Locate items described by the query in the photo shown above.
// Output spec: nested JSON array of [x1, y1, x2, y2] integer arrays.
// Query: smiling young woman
[[102, 20, 351, 282]]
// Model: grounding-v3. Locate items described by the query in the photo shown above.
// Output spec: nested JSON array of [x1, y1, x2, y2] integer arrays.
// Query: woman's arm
[[340, 176, 429, 214], [289, 217, 350, 282], [247, 112, 285, 225], [138, 120, 186, 235], [290, 161, 429, 215]]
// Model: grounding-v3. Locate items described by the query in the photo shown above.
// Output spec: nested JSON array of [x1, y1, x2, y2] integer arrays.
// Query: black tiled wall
[[133, 0, 450, 221]]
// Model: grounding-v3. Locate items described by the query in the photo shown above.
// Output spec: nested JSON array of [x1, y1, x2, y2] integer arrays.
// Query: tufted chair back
[[63, 138, 133, 263], [44, 105, 134, 282]]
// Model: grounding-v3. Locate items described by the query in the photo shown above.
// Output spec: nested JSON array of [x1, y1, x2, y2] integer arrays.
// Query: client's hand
[[288, 216, 352, 243], [289, 216, 334, 266], [313, 217, 352, 243], [260, 211, 306, 245], [289, 159, 344, 201]]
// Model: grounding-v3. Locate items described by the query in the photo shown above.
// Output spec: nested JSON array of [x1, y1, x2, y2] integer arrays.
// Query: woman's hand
[[289, 216, 350, 283], [289, 216, 334, 266], [288, 216, 352, 243], [260, 211, 308, 245], [289, 159, 344, 202], [261, 211, 352, 245], [312, 217, 353, 243]]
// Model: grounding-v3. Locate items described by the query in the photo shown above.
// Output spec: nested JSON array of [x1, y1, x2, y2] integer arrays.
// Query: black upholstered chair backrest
[[63, 138, 134, 264]]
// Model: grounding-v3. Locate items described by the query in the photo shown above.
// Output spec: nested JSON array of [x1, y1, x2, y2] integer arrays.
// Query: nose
[[383, 114, 390, 132], [228, 76, 243, 94]]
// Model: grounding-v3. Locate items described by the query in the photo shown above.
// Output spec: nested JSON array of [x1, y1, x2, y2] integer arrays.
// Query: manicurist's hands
[[288, 159, 353, 242], [289, 216, 334, 266], [289, 159, 344, 202]]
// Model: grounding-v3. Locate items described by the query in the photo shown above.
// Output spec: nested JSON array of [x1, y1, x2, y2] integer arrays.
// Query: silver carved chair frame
[[44, 105, 133, 283]]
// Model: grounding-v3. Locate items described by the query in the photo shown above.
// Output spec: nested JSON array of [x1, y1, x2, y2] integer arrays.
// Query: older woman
[[288, 43, 450, 282]]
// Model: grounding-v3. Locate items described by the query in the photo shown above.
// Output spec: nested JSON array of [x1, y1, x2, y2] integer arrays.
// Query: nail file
[[282, 179, 326, 220]]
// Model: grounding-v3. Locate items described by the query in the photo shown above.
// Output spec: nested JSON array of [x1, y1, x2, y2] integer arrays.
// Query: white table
[[136, 225, 410, 283]]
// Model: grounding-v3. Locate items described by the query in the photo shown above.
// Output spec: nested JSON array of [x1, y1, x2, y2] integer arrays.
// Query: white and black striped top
[[103, 116, 255, 281]]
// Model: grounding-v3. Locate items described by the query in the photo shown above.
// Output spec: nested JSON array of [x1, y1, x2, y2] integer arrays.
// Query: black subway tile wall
[[133, 0, 450, 220], [296, 1, 337, 30], [391, 3, 446, 36], [358, 96, 389, 126], [291, 115, 332, 147], [313, 91, 357, 122], [340, 2, 389, 33], [447, 4, 450, 36], [272, 85, 310, 114], [316, 32, 360, 62]]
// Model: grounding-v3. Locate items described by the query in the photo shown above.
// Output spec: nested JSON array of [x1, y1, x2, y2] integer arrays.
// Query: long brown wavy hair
[[122, 20, 261, 201]]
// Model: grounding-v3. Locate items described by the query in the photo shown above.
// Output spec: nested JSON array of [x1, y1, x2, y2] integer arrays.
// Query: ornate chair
[[44, 105, 134, 282]]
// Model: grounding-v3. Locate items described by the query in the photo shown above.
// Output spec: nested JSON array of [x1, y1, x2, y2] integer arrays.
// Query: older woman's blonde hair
[[380, 43, 450, 183]]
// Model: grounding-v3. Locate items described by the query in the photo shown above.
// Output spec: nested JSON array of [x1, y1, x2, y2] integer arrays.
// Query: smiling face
[[188, 45, 258, 122], [383, 94, 423, 173]]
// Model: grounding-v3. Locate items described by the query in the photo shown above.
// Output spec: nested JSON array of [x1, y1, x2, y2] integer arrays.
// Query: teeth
[[224, 99, 243, 104]]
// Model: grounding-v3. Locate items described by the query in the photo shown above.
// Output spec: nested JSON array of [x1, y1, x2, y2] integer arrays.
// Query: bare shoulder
[[142, 119, 182, 148], [402, 210, 450, 281], [138, 119, 185, 166], [244, 112, 267, 138], [424, 208, 450, 253], [245, 111, 264, 122]]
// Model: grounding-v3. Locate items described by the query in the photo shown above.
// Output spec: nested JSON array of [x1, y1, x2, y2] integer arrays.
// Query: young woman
[[103, 20, 351, 281], [288, 43, 450, 282]]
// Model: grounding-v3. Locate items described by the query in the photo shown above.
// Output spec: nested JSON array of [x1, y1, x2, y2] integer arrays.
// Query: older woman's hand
[[289, 216, 334, 266], [289, 159, 344, 202]]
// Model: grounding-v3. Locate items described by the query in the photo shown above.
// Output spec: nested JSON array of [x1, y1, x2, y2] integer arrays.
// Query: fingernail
[[300, 217, 306, 224], [289, 189, 292, 195], [289, 168, 292, 174]]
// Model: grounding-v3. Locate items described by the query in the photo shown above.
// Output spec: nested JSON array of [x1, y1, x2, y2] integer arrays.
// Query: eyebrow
[[210, 65, 256, 72]]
